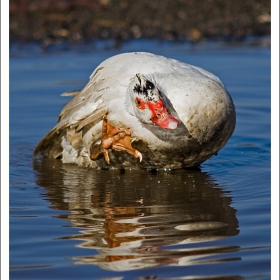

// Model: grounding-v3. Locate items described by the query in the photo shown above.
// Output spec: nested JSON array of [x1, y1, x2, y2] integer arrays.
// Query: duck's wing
[[54, 54, 153, 132], [33, 53, 149, 159], [34, 66, 115, 158]]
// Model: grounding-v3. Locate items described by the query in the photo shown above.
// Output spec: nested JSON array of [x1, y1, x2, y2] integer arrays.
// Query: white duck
[[34, 52, 235, 169]]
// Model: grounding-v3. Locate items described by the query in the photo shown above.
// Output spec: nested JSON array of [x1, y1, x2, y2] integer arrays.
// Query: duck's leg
[[90, 115, 142, 164], [111, 133, 142, 162]]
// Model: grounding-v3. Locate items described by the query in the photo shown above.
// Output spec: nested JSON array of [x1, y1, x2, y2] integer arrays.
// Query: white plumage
[[34, 52, 235, 169]]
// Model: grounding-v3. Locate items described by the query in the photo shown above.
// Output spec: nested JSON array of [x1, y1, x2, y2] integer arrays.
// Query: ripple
[[32, 158, 240, 272]]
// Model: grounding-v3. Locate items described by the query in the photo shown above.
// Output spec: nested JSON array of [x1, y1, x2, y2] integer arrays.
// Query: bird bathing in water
[[34, 52, 236, 169]]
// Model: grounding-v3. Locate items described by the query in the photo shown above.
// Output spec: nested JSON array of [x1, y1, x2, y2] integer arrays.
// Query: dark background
[[10, 0, 271, 46]]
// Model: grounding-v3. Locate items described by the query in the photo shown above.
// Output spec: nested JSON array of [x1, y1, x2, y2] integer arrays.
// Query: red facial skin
[[135, 97, 179, 129]]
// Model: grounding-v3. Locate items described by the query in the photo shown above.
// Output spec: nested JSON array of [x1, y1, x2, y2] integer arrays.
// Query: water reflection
[[33, 159, 239, 272]]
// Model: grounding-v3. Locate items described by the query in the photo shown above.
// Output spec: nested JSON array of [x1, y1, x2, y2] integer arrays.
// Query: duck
[[34, 52, 236, 169]]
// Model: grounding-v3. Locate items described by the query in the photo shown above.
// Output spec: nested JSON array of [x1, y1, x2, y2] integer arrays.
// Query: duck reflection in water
[[33, 158, 240, 271]]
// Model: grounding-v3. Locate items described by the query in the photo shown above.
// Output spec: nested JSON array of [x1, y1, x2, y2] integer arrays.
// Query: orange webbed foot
[[90, 115, 142, 164]]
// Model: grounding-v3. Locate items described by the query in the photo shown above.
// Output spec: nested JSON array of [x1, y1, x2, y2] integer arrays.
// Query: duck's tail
[[33, 126, 66, 159]]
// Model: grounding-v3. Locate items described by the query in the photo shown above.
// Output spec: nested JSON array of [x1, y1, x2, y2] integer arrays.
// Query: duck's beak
[[148, 99, 179, 130], [152, 110, 179, 129]]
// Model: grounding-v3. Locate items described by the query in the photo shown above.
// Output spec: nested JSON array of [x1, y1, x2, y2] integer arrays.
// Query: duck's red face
[[135, 96, 179, 130], [132, 73, 179, 129]]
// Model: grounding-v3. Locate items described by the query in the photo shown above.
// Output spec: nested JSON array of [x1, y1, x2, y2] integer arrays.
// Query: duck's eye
[[135, 98, 142, 108]]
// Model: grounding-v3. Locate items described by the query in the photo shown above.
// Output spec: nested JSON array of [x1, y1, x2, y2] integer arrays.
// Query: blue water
[[9, 41, 271, 279]]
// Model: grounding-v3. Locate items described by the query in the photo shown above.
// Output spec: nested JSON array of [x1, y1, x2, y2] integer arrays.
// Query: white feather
[[35, 52, 236, 169]]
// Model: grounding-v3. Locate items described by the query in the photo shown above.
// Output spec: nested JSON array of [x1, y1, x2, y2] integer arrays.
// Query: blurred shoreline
[[10, 0, 270, 50], [9, 36, 271, 58]]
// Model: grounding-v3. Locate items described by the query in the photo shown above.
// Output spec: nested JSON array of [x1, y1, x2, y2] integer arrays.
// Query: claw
[[112, 135, 142, 162], [102, 148, 110, 164], [90, 115, 142, 164], [136, 151, 142, 162]]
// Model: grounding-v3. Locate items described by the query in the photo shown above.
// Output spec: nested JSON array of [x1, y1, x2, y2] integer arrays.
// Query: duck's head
[[127, 74, 179, 129]]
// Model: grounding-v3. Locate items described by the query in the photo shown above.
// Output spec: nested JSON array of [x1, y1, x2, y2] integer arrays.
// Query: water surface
[[9, 42, 270, 279]]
